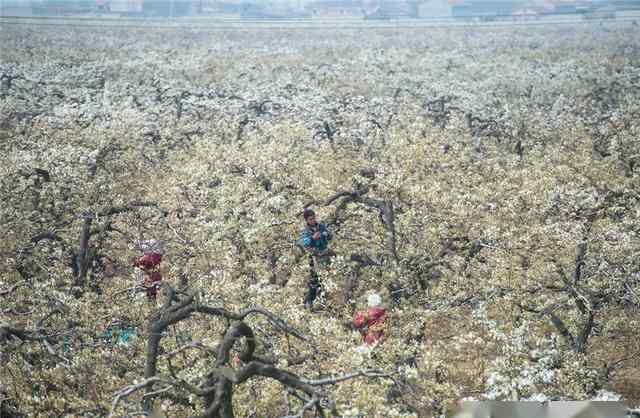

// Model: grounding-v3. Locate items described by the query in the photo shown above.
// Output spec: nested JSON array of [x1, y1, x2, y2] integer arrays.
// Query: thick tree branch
[[572, 241, 588, 287], [143, 287, 308, 413], [98, 201, 168, 218], [0, 324, 37, 344], [575, 310, 596, 354], [76, 212, 92, 285], [301, 369, 389, 386], [0, 281, 26, 297], [308, 186, 399, 264], [349, 253, 383, 267], [548, 312, 577, 350], [108, 377, 163, 418], [136, 286, 388, 417]]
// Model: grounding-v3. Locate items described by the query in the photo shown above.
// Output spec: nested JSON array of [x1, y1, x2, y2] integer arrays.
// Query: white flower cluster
[[474, 303, 561, 401]]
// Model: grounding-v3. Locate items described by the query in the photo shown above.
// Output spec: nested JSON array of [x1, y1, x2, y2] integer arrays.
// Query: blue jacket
[[301, 223, 332, 252]]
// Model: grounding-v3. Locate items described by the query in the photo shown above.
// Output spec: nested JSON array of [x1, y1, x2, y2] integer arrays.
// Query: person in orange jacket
[[353, 293, 388, 345], [132, 239, 164, 301]]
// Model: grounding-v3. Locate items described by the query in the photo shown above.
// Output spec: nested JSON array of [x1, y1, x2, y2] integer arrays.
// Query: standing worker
[[300, 209, 333, 309]]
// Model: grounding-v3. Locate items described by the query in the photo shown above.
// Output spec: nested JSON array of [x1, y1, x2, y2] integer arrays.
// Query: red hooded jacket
[[353, 307, 387, 345], [133, 253, 162, 299]]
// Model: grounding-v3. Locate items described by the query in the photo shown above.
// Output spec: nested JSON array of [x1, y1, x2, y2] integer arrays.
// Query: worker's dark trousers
[[304, 272, 321, 306], [304, 252, 331, 306]]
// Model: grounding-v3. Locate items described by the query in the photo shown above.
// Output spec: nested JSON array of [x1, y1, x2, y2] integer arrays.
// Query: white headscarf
[[141, 239, 164, 255], [368, 293, 382, 308]]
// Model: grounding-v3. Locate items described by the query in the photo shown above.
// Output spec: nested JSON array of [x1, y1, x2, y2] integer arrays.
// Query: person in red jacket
[[132, 239, 164, 301], [353, 293, 388, 345]]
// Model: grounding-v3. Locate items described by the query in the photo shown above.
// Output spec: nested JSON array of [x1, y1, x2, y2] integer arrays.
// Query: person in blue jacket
[[301, 209, 333, 308]]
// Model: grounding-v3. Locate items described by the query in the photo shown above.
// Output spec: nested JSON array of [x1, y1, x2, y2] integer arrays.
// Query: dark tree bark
[[75, 212, 93, 286], [132, 286, 385, 418]]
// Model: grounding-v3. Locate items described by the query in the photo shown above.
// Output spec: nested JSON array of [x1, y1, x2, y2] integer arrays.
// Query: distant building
[[0, 0, 35, 16], [30, 0, 96, 15], [307, 0, 364, 17], [106, 0, 143, 14], [418, 0, 452, 17], [203, 0, 244, 14], [375, 0, 418, 17], [22, 0, 201, 16], [306, 0, 420, 18], [610, 0, 640, 9], [450, 0, 525, 19]]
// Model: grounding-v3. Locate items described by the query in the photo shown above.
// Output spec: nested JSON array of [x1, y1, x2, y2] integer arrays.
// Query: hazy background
[[1, 0, 638, 20]]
